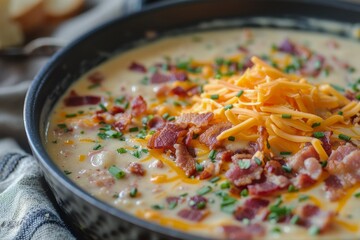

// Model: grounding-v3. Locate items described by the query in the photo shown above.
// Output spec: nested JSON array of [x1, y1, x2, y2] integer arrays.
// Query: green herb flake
[[93, 144, 102, 150], [220, 181, 231, 189], [236, 90, 244, 97], [108, 165, 126, 179], [57, 123, 67, 129], [308, 225, 320, 236], [195, 163, 204, 172], [330, 84, 345, 92], [288, 185, 298, 193], [290, 215, 300, 225], [280, 151, 292, 156], [65, 113, 77, 118], [167, 116, 175, 121], [151, 204, 164, 210], [240, 189, 249, 197], [272, 226, 282, 233], [221, 195, 237, 207], [115, 96, 125, 104], [129, 187, 138, 198], [63, 170, 72, 175], [99, 103, 107, 112], [209, 176, 221, 183], [117, 148, 127, 154], [228, 136, 235, 141], [224, 104, 233, 110], [209, 150, 217, 162], [281, 114, 292, 119], [210, 94, 219, 100], [298, 195, 310, 202], [162, 113, 170, 120], [338, 111, 343, 115], [168, 201, 178, 210], [254, 157, 262, 166], [132, 150, 141, 159], [354, 192, 360, 198], [129, 127, 139, 132], [282, 165, 292, 173], [197, 186, 212, 195], [313, 132, 325, 138], [320, 161, 328, 168], [339, 134, 351, 142], [311, 122, 321, 128], [238, 159, 251, 169]]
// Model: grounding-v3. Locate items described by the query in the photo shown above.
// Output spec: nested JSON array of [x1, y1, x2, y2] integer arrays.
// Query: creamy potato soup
[[46, 28, 360, 239]]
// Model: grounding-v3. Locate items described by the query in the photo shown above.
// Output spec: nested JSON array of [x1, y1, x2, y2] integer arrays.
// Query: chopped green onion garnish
[[195, 163, 204, 172], [281, 114, 292, 119], [196, 201, 206, 209], [240, 189, 249, 197], [356, 94, 360, 100], [197, 186, 212, 195], [311, 122, 321, 128], [117, 148, 127, 154], [280, 151, 292, 156], [151, 204, 164, 210], [93, 144, 102, 150], [288, 185, 298, 193], [210, 94, 219, 100], [298, 195, 309, 202], [220, 181, 231, 189], [57, 123, 67, 129], [99, 103, 107, 112], [272, 226, 282, 233], [132, 150, 141, 159], [339, 134, 351, 141], [168, 201, 177, 209], [236, 90, 244, 97], [129, 187, 137, 197], [320, 161, 327, 168], [354, 192, 360, 198], [224, 104, 233, 110], [238, 159, 251, 169], [209, 150, 217, 161], [167, 116, 175, 121], [290, 215, 300, 225], [282, 165, 292, 173], [65, 113, 77, 118], [162, 113, 170, 119], [330, 84, 345, 92], [228, 136, 235, 141], [129, 127, 139, 132], [63, 170, 72, 175], [308, 225, 320, 236], [209, 176, 220, 183], [108, 165, 126, 179], [338, 111, 343, 115], [266, 140, 271, 149], [254, 157, 262, 166], [313, 132, 325, 138]]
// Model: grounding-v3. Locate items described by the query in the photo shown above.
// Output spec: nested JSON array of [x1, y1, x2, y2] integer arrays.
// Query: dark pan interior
[[24, 0, 360, 239]]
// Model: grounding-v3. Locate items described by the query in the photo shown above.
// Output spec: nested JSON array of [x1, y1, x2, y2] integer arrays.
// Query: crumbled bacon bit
[[256, 126, 269, 152], [298, 204, 334, 231], [234, 198, 269, 221], [225, 156, 263, 187], [174, 144, 196, 177], [189, 195, 207, 209], [127, 162, 146, 176], [87, 71, 105, 84], [319, 131, 332, 156], [129, 61, 147, 73], [199, 122, 232, 149], [293, 174, 316, 189], [248, 174, 290, 196], [300, 54, 325, 77], [216, 150, 233, 162], [148, 116, 165, 130], [278, 39, 296, 54], [147, 123, 187, 150], [170, 71, 188, 81], [171, 86, 188, 97], [176, 112, 214, 128], [150, 72, 170, 84], [199, 162, 215, 180], [64, 95, 101, 107], [265, 160, 286, 176], [131, 95, 147, 117], [113, 113, 132, 131], [221, 224, 265, 240], [109, 106, 125, 115], [89, 169, 115, 188], [177, 208, 208, 222], [289, 146, 319, 169]]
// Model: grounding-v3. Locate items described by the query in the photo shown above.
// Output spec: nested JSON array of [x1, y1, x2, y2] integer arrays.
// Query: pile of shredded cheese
[[190, 56, 360, 160]]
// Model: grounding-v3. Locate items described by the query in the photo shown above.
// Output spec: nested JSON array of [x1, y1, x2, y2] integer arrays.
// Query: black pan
[[24, 0, 360, 239]]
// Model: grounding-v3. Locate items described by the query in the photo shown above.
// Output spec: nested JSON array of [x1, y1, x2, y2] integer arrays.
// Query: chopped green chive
[[108, 165, 126, 179], [99, 103, 107, 112], [320, 161, 327, 168], [281, 114, 292, 119], [162, 113, 170, 119], [195, 163, 204, 172], [57, 123, 67, 129], [330, 84, 345, 92], [311, 122, 321, 128], [224, 104, 233, 110], [272, 226, 282, 233], [209, 176, 220, 183], [132, 150, 141, 159], [339, 134, 351, 141], [197, 186, 212, 195], [215, 58, 224, 66], [354, 192, 360, 198], [290, 215, 300, 225], [65, 113, 77, 118], [241, 189, 249, 197], [179, 193, 188, 197], [196, 201, 207, 209], [282, 165, 292, 173], [313, 132, 325, 138], [266, 140, 271, 149], [129, 187, 137, 198], [280, 151, 292, 156], [167, 116, 175, 121], [238, 159, 251, 169], [168, 201, 177, 209], [236, 90, 244, 97], [228, 136, 235, 141], [220, 181, 231, 189], [220, 195, 237, 207], [288, 185, 298, 193], [215, 73, 222, 79], [117, 148, 127, 154], [210, 94, 219, 100], [254, 157, 262, 166], [129, 127, 139, 132], [308, 225, 320, 236], [151, 204, 164, 210], [63, 170, 72, 175], [209, 150, 217, 162], [356, 94, 360, 101], [338, 111, 343, 115], [298, 195, 310, 202], [93, 144, 102, 150]]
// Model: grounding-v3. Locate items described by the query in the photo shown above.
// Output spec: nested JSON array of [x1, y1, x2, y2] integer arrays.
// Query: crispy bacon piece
[[319, 131, 332, 156], [113, 113, 132, 131], [325, 144, 360, 201], [109, 106, 125, 115], [147, 123, 187, 150], [150, 72, 170, 84], [288, 146, 322, 181], [225, 157, 263, 187], [298, 204, 334, 231], [170, 71, 188, 81], [88, 169, 115, 188], [221, 224, 265, 240], [128, 61, 147, 73], [177, 208, 208, 222], [300, 55, 325, 77], [64, 95, 101, 107], [199, 122, 232, 149], [265, 160, 286, 176], [171, 86, 187, 97], [256, 126, 269, 151], [248, 174, 290, 196], [176, 112, 214, 128], [131, 95, 147, 117], [216, 150, 233, 162], [293, 174, 316, 189], [278, 38, 296, 54], [189, 195, 207, 209], [147, 116, 165, 130], [234, 198, 270, 221], [87, 71, 104, 84], [166, 196, 181, 205], [127, 162, 146, 176], [199, 162, 215, 180], [174, 144, 196, 177]]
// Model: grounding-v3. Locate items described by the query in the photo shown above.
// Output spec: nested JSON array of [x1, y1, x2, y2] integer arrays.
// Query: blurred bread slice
[[9, 0, 46, 34], [0, 0, 23, 48], [44, 0, 84, 19]]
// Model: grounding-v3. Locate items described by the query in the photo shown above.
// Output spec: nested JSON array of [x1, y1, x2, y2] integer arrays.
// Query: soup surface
[[46, 28, 360, 239]]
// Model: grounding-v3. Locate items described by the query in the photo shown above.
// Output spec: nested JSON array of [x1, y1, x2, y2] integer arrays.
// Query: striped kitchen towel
[[0, 139, 75, 240]]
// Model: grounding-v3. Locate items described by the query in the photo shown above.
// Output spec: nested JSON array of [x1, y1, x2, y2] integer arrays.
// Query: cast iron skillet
[[24, 0, 360, 239]]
